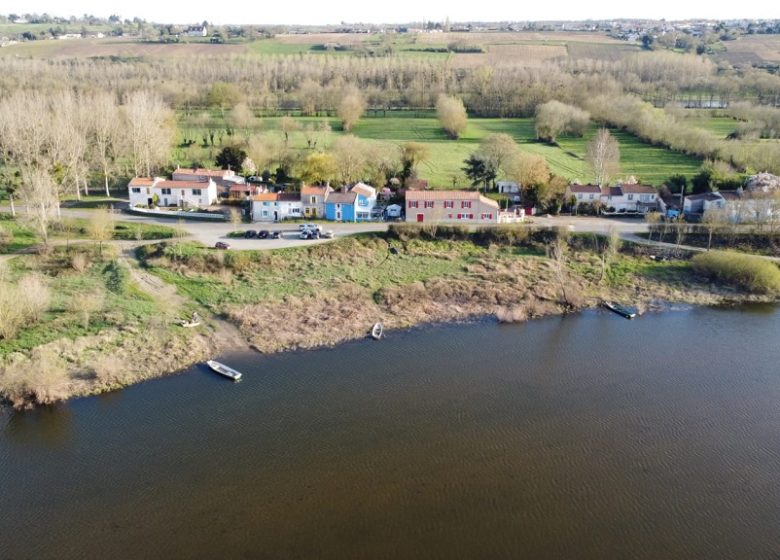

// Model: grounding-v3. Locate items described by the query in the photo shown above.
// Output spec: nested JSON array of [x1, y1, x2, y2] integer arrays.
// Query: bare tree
[[535, 100, 590, 143], [88, 92, 123, 196], [549, 228, 571, 307], [123, 91, 175, 177], [228, 102, 255, 138], [229, 207, 242, 232], [586, 128, 620, 188], [87, 207, 115, 256], [332, 135, 369, 185], [701, 207, 728, 250], [337, 86, 366, 132], [436, 94, 468, 139], [19, 169, 59, 243]]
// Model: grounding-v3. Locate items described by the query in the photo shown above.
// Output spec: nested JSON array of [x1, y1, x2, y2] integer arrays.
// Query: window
[[131, 187, 141, 193], [577, 194, 583, 200], [444, 200, 454, 209], [627, 194, 634, 201], [291, 207, 301, 214], [589, 194, 594, 200], [357, 212, 369, 219], [192, 189, 202, 195], [358, 198, 368, 206], [161, 188, 172, 195], [448, 214, 453, 219], [461, 201, 472, 209], [409, 201, 419, 209], [309, 196, 316, 204], [262, 210, 269, 217], [481, 213, 493, 220], [424, 201, 434, 209]]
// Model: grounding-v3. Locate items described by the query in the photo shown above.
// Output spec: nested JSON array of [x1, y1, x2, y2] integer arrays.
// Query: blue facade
[[325, 201, 357, 222]]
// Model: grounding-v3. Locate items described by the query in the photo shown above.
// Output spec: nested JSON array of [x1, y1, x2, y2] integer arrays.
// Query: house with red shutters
[[404, 191, 500, 223]]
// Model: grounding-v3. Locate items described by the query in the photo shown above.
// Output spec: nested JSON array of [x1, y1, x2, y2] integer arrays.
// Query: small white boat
[[206, 360, 242, 382], [371, 322, 383, 340]]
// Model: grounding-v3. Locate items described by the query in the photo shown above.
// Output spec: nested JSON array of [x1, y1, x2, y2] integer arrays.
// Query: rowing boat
[[371, 322, 383, 340], [206, 360, 243, 382], [603, 301, 637, 319]]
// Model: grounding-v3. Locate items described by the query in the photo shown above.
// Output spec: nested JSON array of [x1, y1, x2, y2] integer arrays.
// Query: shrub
[[0, 274, 51, 340], [692, 251, 780, 294], [103, 261, 129, 293], [71, 252, 90, 272]]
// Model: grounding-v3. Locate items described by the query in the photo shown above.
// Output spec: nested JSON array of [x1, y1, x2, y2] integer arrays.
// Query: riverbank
[[2, 229, 777, 408]]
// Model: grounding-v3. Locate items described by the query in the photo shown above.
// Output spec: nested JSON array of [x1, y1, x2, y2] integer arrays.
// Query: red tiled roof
[[619, 183, 657, 194], [567, 184, 601, 194], [156, 180, 211, 189], [174, 168, 234, 178], [350, 183, 376, 198], [251, 192, 301, 202], [301, 185, 332, 196], [405, 190, 482, 201], [129, 177, 155, 186]]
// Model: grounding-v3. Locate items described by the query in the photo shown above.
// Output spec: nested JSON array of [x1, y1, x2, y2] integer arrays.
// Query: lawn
[[176, 114, 703, 187]]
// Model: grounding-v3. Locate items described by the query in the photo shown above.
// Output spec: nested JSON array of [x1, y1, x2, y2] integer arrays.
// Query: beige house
[[405, 191, 500, 224], [301, 185, 333, 218], [172, 167, 244, 196]]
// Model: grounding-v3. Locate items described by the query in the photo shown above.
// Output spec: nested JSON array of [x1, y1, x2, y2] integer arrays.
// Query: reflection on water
[[1, 306, 780, 560], [4, 404, 72, 448]]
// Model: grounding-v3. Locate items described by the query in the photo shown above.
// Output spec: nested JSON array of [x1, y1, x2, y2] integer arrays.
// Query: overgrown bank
[[138, 225, 778, 355]]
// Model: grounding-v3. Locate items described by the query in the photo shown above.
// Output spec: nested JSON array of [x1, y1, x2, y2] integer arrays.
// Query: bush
[[0, 274, 51, 340], [692, 251, 780, 294], [102, 261, 129, 293]]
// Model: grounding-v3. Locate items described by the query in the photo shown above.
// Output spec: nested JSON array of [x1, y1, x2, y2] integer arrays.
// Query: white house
[[128, 177, 218, 208], [172, 168, 243, 196], [350, 182, 378, 220], [686, 190, 779, 224], [565, 184, 601, 206], [600, 183, 659, 213], [185, 25, 208, 37], [251, 193, 303, 222], [496, 181, 521, 202]]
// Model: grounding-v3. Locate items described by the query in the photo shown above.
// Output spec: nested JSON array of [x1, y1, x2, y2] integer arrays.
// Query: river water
[[1, 305, 779, 559]]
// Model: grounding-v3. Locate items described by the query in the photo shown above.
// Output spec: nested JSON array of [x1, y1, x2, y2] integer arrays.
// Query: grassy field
[[718, 35, 780, 65], [177, 114, 703, 186]]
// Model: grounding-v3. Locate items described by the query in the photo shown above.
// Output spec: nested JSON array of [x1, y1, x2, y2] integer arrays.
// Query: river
[[1, 305, 779, 559]]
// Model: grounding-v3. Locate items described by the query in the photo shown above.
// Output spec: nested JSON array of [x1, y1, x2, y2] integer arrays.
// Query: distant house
[[685, 189, 778, 223], [185, 25, 208, 37], [128, 177, 218, 208], [301, 184, 333, 218], [405, 191, 500, 223], [496, 181, 521, 202], [324, 191, 359, 222], [565, 184, 601, 206], [251, 193, 303, 222], [229, 183, 265, 200], [600, 183, 659, 213]]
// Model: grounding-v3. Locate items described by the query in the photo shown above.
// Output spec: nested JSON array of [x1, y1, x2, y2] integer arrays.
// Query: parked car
[[244, 230, 257, 239], [322, 230, 335, 239], [257, 230, 269, 239], [269, 231, 281, 239], [298, 223, 322, 233], [215, 241, 231, 250]]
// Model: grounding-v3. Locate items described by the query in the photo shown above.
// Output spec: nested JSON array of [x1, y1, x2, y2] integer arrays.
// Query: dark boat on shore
[[603, 301, 637, 319]]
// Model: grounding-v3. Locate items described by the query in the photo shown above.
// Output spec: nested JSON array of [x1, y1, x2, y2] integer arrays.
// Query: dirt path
[[119, 246, 250, 351]]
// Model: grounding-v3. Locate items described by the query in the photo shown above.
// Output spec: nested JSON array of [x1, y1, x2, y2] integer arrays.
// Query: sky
[[4, 0, 779, 25]]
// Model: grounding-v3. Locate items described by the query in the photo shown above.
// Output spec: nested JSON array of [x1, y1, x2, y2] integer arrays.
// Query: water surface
[[1, 306, 779, 559]]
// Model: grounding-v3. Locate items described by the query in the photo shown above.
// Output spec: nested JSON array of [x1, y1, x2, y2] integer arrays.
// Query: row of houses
[[565, 182, 660, 214]]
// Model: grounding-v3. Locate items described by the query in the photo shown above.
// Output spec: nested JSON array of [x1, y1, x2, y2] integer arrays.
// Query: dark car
[[257, 230, 269, 239], [215, 241, 231, 250], [269, 231, 281, 239], [244, 230, 257, 239]]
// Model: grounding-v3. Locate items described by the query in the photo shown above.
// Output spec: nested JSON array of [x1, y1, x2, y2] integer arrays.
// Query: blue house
[[324, 192, 358, 222], [324, 183, 377, 222]]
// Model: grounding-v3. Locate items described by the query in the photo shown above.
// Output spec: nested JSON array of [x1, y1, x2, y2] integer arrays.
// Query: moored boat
[[206, 360, 243, 382], [603, 301, 637, 319], [371, 322, 384, 340]]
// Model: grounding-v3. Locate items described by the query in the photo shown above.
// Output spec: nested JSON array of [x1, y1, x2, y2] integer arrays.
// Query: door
[[336, 210, 342, 221], [416, 213, 424, 223], [274, 211, 279, 222]]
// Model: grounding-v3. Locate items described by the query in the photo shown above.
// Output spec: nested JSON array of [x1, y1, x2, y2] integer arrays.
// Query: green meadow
[[176, 113, 703, 187]]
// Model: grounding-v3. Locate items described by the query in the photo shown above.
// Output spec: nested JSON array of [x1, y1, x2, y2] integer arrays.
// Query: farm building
[[404, 191, 500, 223]]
